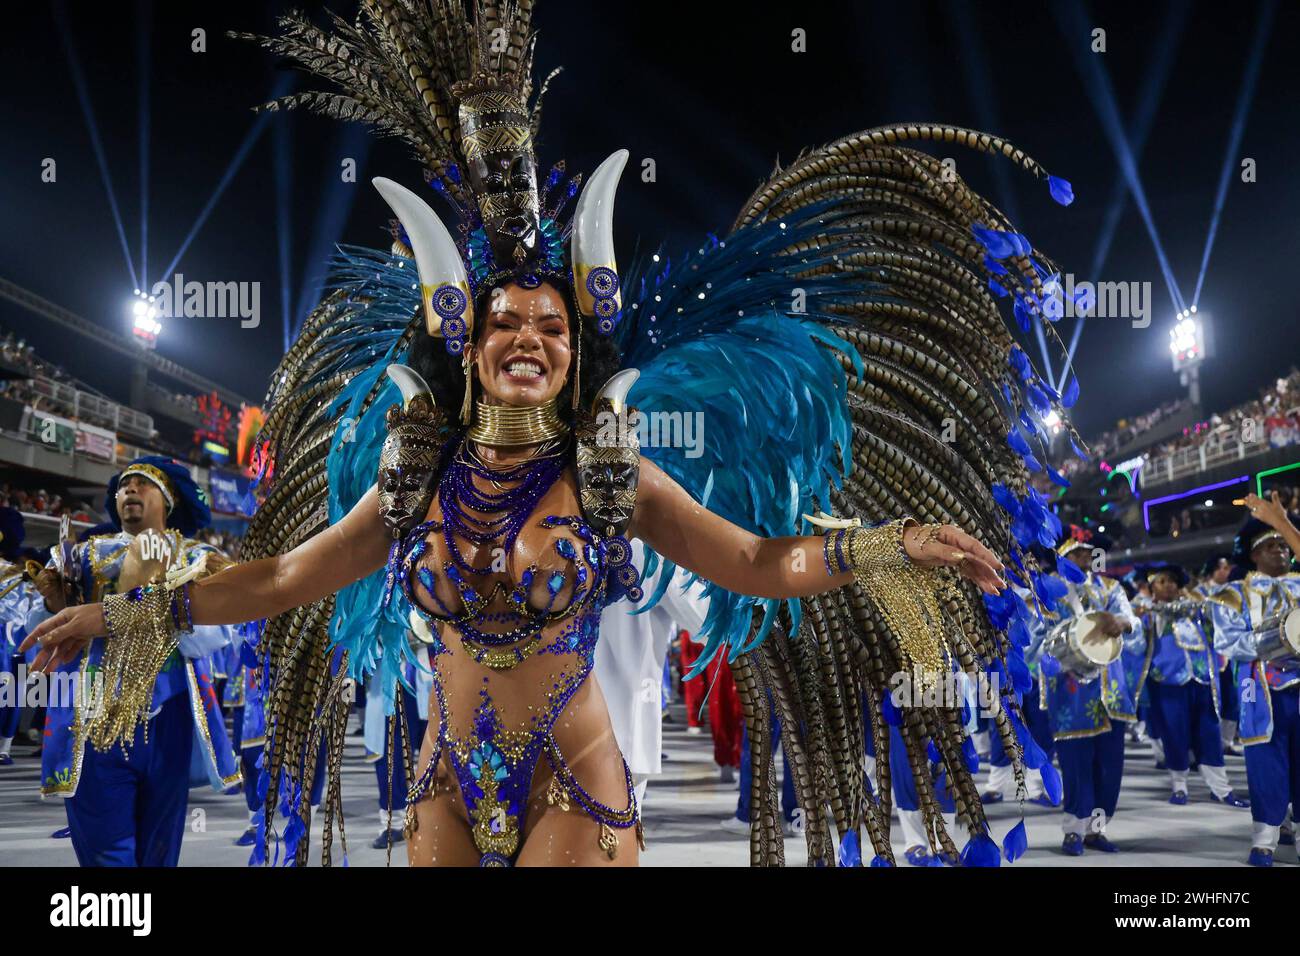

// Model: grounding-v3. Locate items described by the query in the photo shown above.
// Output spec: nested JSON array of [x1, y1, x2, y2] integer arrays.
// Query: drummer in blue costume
[[364, 621, 433, 850], [984, 581, 1058, 807], [1035, 537, 1143, 856], [0, 507, 40, 766], [226, 633, 268, 847], [1208, 493, 1300, 867], [1198, 555, 1242, 755], [1141, 563, 1248, 808], [22, 456, 241, 866]]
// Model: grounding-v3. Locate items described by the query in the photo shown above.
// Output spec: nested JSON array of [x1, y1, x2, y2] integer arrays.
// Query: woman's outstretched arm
[[189, 485, 390, 623], [629, 458, 1005, 600], [22, 486, 390, 671]]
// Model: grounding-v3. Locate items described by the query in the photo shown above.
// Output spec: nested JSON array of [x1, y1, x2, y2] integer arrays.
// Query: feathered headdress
[[233, 0, 627, 356]]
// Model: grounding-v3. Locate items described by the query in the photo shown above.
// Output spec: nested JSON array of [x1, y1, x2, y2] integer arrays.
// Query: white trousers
[[1169, 763, 1231, 799], [1062, 808, 1109, 836], [987, 761, 1044, 799]]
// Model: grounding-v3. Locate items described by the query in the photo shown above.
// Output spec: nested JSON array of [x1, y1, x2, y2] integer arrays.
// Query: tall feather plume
[[229, 0, 546, 202], [227, 0, 548, 867]]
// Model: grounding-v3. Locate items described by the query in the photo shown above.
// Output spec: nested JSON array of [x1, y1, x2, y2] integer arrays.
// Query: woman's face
[[471, 281, 572, 407]]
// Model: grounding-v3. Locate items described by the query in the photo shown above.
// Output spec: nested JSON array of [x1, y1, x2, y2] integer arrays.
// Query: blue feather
[[838, 829, 862, 867], [960, 830, 1002, 867], [1040, 761, 1063, 804], [1002, 819, 1028, 862]]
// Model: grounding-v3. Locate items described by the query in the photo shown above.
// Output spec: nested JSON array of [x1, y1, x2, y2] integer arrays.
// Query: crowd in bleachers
[[1091, 369, 1300, 466], [0, 483, 98, 523], [0, 332, 79, 410], [1089, 398, 1190, 460]]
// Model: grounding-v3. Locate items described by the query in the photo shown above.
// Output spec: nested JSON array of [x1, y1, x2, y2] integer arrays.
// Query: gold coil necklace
[[467, 396, 568, 447]]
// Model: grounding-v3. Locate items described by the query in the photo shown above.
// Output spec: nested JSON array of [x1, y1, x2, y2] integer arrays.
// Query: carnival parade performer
[[26, 0, 1082, 868], [594, 538, 708, 809], [1208, 493, 1300, 867], [1198, 554, 1242, 754], [1034, 538, 1143, 856], [1141, 563, 1248, 808], [1, 508, 40, 766], [22, 456, 241, 866], [984, 581, 1057, 807]]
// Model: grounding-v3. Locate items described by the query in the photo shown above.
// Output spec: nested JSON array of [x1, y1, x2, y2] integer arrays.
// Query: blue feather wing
[[614, 123, 1080, 866]]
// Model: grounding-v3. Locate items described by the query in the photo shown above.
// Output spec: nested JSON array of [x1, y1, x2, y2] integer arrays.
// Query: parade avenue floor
[[0, 705, 1283, 868]]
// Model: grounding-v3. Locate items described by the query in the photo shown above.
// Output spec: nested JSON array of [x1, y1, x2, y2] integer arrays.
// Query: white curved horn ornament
[[570, 149, 629, 331], [385, 364, 435, 410], [594, 368, 639, 415], [372, 177, 473, 353]]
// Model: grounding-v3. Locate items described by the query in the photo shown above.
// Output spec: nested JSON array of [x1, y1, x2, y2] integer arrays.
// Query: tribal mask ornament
[[576, 370, 641, 537], [457, 89, 541, 269], [378, 366, 449, 539]]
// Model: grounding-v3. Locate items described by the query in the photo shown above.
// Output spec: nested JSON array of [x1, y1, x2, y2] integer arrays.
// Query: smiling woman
[[23, 0, 1097, 871], [410, 279, 623, 426]]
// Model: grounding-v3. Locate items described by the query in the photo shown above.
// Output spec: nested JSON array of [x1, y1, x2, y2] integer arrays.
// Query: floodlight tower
[[1168, 306, 1210, 408]]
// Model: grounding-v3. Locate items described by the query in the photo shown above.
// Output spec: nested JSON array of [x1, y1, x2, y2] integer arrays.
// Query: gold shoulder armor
[[1206, 588, 1243, 615]]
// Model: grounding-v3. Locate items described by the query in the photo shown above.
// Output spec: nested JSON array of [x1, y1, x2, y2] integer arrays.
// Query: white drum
[[1044, 611, 1122, 683]]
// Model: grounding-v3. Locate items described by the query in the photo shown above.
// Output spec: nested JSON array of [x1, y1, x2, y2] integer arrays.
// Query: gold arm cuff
[[91, 586, 183, 752], [844, 519, 952, 680]]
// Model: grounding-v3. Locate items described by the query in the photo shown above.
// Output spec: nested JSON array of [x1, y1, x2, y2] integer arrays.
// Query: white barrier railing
[[16, 375, 154, 440], [1142, 430, 1272, 488]]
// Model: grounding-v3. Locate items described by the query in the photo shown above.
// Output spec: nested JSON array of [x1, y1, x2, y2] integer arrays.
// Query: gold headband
[[1251, 529, 1284, 551], [120, 464, 176, 513]]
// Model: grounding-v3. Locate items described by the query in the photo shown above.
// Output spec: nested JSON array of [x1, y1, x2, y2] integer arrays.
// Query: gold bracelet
[[91, 585, 184, 751], [844, 521, 950, 682]]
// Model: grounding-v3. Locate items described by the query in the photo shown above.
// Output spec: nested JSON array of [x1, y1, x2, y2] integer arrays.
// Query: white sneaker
[[719, 816, 750, 834], [686, 726, 703, 736]]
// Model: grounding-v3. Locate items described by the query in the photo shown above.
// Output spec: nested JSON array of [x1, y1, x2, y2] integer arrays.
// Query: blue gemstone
[[548, 571, 565, 593], [556, 539, 576, 559]]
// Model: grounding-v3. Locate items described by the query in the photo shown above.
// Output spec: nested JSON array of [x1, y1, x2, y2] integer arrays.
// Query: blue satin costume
[[1034, 572, 1143, 836], [1210, 571, 1300, 851], [26, 532, 240, 866]]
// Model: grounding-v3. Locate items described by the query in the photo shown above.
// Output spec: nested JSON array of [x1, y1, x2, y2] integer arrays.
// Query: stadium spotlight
[[1169, 311, 1210, 406], [129, 292, 162, 348]]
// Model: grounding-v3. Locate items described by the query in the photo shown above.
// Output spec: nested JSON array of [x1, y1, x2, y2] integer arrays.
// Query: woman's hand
[[18, 603, 107, 673], [902, 523, 1006, 596]]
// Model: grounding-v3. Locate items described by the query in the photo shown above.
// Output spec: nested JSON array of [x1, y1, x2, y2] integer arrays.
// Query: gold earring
[[572, 313, 582, 411], [460, 350, 473, 425]]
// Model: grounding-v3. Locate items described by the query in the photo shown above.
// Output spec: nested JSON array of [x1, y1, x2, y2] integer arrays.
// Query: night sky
[[2, 0, 1297, 438]]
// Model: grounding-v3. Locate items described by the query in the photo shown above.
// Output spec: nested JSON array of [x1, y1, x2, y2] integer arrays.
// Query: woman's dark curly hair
[[409, 276, 622, 425]]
